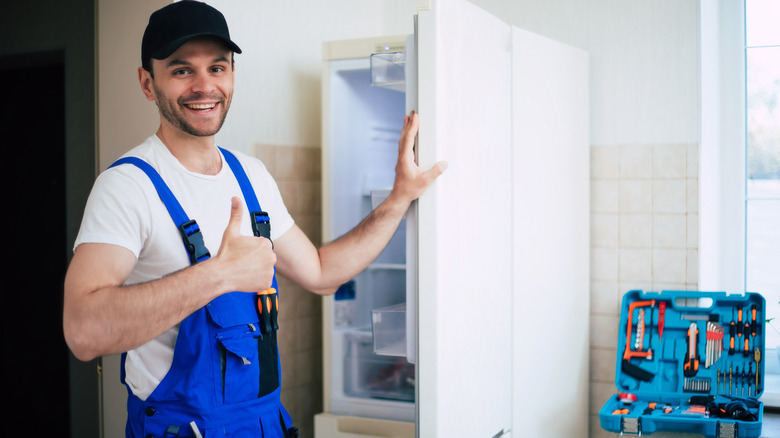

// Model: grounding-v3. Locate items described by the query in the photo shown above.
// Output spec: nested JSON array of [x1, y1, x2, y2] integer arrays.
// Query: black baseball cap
[[141, 0, 242, 71]]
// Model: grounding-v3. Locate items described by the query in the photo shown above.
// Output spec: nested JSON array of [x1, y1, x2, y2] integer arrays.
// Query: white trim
[[699, 0, 746, 294]]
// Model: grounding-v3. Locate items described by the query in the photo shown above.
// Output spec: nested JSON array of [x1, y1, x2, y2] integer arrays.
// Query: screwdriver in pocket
[[729, 309, 736, 355]]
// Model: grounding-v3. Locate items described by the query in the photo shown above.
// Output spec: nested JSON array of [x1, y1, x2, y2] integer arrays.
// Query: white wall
[[209, 0, 699, 152], [205, 0, 420, 153]]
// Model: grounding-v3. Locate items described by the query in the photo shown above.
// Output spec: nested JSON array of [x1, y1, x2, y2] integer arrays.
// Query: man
[[63, 1, 445, 437]]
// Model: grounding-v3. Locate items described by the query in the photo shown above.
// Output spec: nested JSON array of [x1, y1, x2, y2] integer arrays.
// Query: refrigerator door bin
[[370, 51, 406, 92], [343, 330, 414, 401], [372, 303, 407, 356]]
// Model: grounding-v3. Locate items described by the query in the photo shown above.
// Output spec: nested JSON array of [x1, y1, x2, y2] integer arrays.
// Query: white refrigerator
[[315, 1, 590, 437]]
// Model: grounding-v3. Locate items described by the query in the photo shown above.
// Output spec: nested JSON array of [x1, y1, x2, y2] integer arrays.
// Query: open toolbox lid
[[600, 290, 767, 437]]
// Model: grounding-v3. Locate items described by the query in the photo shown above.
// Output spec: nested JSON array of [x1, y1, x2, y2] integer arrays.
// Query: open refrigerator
[[316, 1, 591, 437], [318, 31, 418, 428]]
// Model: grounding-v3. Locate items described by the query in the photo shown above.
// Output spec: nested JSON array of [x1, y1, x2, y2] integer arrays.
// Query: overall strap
[[109, 157, 211, 265], [219, 148, 279, 334], [219, 147, 270, 239]]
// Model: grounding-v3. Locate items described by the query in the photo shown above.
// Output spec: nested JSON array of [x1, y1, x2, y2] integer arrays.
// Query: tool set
[[600, 290, 766, 437]]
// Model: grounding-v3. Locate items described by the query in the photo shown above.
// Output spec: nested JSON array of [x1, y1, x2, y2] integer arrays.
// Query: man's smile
[[184, 102, 218, 111]]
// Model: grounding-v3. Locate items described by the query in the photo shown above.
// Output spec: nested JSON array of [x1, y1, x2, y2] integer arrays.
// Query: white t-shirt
[[73, 135, 294, 400]]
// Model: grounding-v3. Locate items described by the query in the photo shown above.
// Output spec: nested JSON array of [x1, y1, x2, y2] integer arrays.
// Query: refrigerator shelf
[[343, 330, 414, 402], [367, 263, 405, 271], [370, 51, 406, 92], [371, 303, 407, 357]]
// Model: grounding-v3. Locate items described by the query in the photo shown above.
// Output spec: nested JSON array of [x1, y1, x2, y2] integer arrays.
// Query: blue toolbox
[[599, 290, 766, 437]]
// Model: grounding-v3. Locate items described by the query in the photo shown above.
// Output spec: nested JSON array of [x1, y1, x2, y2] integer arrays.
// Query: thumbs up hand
[[213, 197, 276, 293]]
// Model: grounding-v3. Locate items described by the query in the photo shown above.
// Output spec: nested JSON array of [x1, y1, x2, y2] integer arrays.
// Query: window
[[745, 0, 780, 405]]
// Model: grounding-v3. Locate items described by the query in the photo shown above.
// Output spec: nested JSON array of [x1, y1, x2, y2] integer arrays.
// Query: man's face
[[144, 37, 235, 137]]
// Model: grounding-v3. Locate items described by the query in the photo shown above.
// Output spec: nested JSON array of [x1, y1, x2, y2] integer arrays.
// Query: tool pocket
[[215, 327, 261, 404], [207, 292, 280, 403]]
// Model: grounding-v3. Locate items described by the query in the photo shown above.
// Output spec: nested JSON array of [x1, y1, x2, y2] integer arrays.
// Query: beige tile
[[592, 213, 619, 247], [653, 144, 686, 178], [590, 314, 619, 349], [591, 145, 620, 179], [619, 180, 652, 213], [619, 282, 653, 298], [280, 388, 300, 425], [294, 146, 322, 180], [295, 214, 323, 247], [686, 249, 699, 285], [687, 143, 699, 178], [686, 179, 698, 213], [592, 180, 620, 213], [298, 181, 322, 214], [275, 146, 297, 180], [591, 281, 620, 314], [652, 249, 686, 284], [619, 214, 652, 248], [296, 381, 324, 436], [653, 180, 686, 213], [591, 348, 617, 382], [295, 288, 322, 319], [592, 247, 619, 282], [277, 180, 297, 211], [253, 143, 277, 174], [277, 312, 300, 353], [620, 145, 653, 178], [296, 348, 323, 386], [686, 214, 698, 248], [589, 380, 618, 415], [280, 344, 299, 391], [590, 412, 620, 438], [619, 248, 652, 283], [277, 277, 304, 321], [653, 214, 686, 248], [298, 314, 323, 350]]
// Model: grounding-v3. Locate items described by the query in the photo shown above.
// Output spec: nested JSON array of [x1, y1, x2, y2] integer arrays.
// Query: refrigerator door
[[415, 1, 514, 437], [510, 28, 590, 438], [415, 1, 589, 437]]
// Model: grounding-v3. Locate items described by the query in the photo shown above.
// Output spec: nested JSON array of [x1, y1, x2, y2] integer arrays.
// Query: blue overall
[[110, 148, 295, 438]]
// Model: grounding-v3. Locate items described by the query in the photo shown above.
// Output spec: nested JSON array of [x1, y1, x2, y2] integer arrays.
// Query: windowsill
[[761, 372, 780, 408]]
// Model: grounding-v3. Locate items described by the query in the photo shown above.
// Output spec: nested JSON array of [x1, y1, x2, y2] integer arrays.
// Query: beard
[[153, 82, 231, 137]]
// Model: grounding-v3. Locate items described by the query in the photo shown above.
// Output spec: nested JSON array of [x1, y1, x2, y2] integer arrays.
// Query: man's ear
[[138, 66, 156, 102]]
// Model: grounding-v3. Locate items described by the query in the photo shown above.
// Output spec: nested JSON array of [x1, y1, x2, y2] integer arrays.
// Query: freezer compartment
[[372, 303, 407, 356], [370, 51, 406, 92], [343, 330, 415, 402]]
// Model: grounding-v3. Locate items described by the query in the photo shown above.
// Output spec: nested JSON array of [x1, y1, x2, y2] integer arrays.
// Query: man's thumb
[[225, 196, 243, 235]]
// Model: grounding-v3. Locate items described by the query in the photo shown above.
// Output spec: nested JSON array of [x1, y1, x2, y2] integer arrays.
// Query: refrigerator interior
[[325, 51, 416, 423]]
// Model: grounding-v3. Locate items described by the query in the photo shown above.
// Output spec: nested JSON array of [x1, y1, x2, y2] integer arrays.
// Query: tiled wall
[[253, 143, 323, 435], [589, 143, 699, 438]]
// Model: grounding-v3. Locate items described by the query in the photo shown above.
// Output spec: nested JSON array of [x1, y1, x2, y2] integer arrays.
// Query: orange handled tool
[[684, 322, 699, 377], [729, 309, 736, 355], [623, 300, 655, 360], [256, 288, 278, 334], [622, 300, 656, 382]]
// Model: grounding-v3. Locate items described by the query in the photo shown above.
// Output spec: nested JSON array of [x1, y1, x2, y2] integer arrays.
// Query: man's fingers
[[424, 160, 448, 183], [399, 111, 419, 155]]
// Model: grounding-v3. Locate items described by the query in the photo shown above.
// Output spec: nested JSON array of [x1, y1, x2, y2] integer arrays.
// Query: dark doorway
[[1, 50, 71, 436]]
